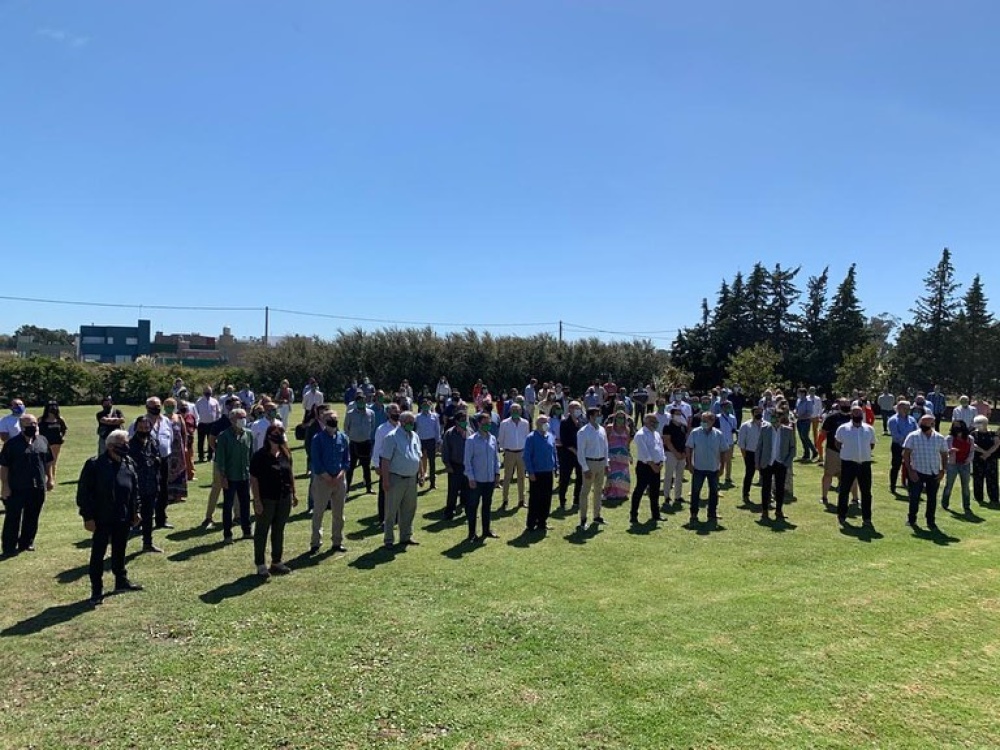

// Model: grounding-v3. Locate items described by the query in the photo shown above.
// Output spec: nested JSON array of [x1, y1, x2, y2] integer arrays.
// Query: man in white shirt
[[951, 395, 977, 430], [576, 407, 609, 530], [877, 389, 896, 435], [737, 408, 765, 503], [671, 391, 693, 426], [631, 413, 665, 524], [435, 376, 452, 403], [834, 405, 877, 527], [251, 404, 283, 452], [195, 388, 221, 462], [302, 378, 324, 417], [902, 414, 949, 530], [372, 403, 402, 525], [523, 378, 537, 420], [0, 400, 25, 443], [497, 404, 530, 510]]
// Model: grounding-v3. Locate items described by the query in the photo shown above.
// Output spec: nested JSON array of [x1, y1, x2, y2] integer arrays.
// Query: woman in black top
[[38, 401, 68, 479], [249, 423, 298, 579]]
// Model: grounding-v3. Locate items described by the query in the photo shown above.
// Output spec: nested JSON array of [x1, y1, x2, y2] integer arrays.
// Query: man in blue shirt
[[463, 413, 501, 543], [887, 400, 917, 494], [379, 411, 424, 548], [794, 388, 818, 462], [685, 412, 729, 525], [523, 415, 558, 533], [927, 385, 946, 431], [415, 400, 442, 490], [310, 411, 351, 554]]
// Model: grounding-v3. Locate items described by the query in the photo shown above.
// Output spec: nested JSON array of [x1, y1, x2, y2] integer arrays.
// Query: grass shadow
[[58, 479, 79, 486], [73, 538, 92, 549], [165, 525, 216, 542], [346, 522, 384, 541], [199, 574, 268, 604], [442, 537, 484, 559], [838, 522, 884, 543], [422, 515, 463, 533], [55, 551, 141, 584], [347, 545, 398, 570], [946, 509, 985, 524], [601, 495, 628, 509], [563, 525, 601, 545], [507, 529, 548, 548], [285, 546, 339, 570], [911, 525, 961, 546], [626, 519, 661, 536], [1, 600, 94, 636], [757, 516, 797, 533], [683, 519, 726, 536], [167, 538, 230, 562], [738, 497, 763, 513], [286, 509, 313, 525]]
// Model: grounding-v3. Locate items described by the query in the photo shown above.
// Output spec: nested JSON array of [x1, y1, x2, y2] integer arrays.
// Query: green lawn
[[1, 406, 998, 749]]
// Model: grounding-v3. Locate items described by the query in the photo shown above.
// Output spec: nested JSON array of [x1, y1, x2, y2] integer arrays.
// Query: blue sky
[[1, 0, 996, 346]]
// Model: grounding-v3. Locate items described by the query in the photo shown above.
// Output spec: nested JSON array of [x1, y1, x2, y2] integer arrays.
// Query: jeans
[[139, 491, 157, 546], [796, 419, 816, 459], [223, 479, 251, 538], [89, 521, 130, 596], [908, 471, 940, 525], [839, 460, 873, 522], [942, 463, 971, 509], [421, 439, 438, 487], [630, 462, 661, 521], [196, 423, 213, 461], [255, 495, 292, 566], [466, 480, 496, 538], [690, 469, 719, 520]]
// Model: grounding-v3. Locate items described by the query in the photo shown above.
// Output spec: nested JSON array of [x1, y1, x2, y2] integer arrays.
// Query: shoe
[[114, 579, 143, 592], [257, 564, 271, 578], [200, 519, 215, 530], [270, 562, 292, 574], [241, 532, 253, 540], [760, 514, 770, 522], [742, 495, 750, 504], [942, 500, 950, 510], [517, 501, 526, 509], [89, 594, 104, 606], [19, 544, 35, 552], [688, 515, 698, 525], [154, 523, 175, 530], [821, 497, 828, 505], [559, 501, 567, 511], [577, 522, 588, 532], [927, 521, 939, 531], [142, 544, 163, 554], [629, 517, 639, 525], [466, 535, 477, 543], [543, 523, 553, 530], [776, 513, 787, 521], [905, 519, 916, 527], [401, 538, 420, 546], [652, 515, 663, 522], [308, 545, 320, 555], [383, 541, 395, 548], [331, 545, 348, 553], [594, 516, 606, 525], [838, 517, 847, 526], [366, 488, 374, 495], [890, 486, 896, 494], [224, 536, 234, 545], [484, 531, 499, 539], [500, 501, 509, 511]]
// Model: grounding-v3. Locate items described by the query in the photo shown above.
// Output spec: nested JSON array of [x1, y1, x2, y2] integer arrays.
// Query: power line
[[562, 321, 680, 338], [0, 295, 261, 312], [269, 307, 556, 329]]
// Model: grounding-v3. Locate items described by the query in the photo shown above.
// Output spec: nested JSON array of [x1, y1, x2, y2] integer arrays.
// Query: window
[[82, 336, 104, 345], [115, 355, 132, 364], [106, 337, 115, 345], [82, 355, 101, 363], [125, 337, 138, 346]]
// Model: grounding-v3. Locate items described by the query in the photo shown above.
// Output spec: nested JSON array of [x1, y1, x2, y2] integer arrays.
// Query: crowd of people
[[0, 375, 998, 606]]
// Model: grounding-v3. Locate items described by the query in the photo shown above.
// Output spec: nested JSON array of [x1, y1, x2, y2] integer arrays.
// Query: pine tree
[[910, 247, 962, 389], [953, 274, 995, 396], [826, 264, 869, 374]]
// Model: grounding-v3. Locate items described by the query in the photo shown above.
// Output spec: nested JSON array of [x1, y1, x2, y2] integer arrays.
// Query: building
[[150, 331, 226, 366], [79, 320, 152, 363], [15, 335, 77, 360]]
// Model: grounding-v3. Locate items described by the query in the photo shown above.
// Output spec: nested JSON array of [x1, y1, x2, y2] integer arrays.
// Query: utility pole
[[264, 306, 270, 346], [559, 320, 563, 346]]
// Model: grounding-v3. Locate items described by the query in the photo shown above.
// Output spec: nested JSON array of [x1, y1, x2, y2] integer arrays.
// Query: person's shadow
[[756, 516, 797, 533], [564, 525, 601, 545], [1, 600, 94, 636], [167, 539, 229, 563], [507, 529, 548, 548], [55, 551, 141, 584], [626, 519, 660, 536], [910, 525, 960, 546], [838, 522, 884, 543], [199, 575, 268, 604], [946, 508, 985, 524], [348, 545, 397, 570], [441, 537, 484, 559]]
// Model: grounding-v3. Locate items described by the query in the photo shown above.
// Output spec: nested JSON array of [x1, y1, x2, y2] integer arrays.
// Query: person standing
[[372, 403, 402, 524], [415, 400, 442, 490], [76, 430, 142, 605], [834, 405, 877, 527], [523, 378, 538, 421], [951, 396, 977, 430], [576, 407, 609, 530], [309, 411, 349, 554], [972, 415, 999, 505], [497, 403, 529, 510], [127, 416, 163, 554], [135, 397, 175, 531], [215, 408, 254, 543], [661, 407, 688, 508], [523, 414, 557, 532], [275, 379, 295, 429], [887, 401, 917, 494], [464, 413, 501, 542], [162, 398, 189, 506], [685, 412, 728, 525], [379, 411, 424, 548], [302, 377, 324, 419], [716, 400, 738, 483], [344, 394, 376, 494], [877, 389, 896, 435], [794, 388, 817, 461], [737, 408, 765, 504], [95, 396, 125, 456], [441, 410, 470, 520], [195, 387, 221, 462], [250, 424, 299, 577], [38, 401, 68, 480], [435, 376, 452, 404], [237, 382, 256, 411], [557, 401, 583, 510], [0, 413, 54, 556], [755, 411, 795, 521], [0, 400, 26, 443], [820, 400, 854, 506], [251, 402, 283, 452], [604, 410, 633, 503], [631, 413, 665, 525], [941, 420, 974, 513], [902, 414, 950, 529], [927, 385, 947, 432], [972, 397, 992, 422]]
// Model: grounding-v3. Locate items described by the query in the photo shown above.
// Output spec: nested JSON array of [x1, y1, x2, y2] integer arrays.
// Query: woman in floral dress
[[604, 409, 633, 500]]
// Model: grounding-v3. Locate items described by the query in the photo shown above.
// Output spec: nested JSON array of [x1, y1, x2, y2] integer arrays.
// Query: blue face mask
[[12, 405, 24, 415]]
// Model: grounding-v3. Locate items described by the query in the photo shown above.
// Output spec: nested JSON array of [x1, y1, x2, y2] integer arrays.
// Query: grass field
[[1, 405, 999, 749]]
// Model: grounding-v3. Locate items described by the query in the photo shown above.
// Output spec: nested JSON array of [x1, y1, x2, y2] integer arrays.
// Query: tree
[[910, 247, 961, 388], [952, 274, 996, 397], [833, 342, 882, 396], [14, 325, 74, 346], [725, 343, 787, 401]]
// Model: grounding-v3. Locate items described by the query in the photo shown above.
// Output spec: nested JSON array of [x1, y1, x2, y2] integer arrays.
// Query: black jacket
[[127, 435, 162, 497], [76, 453, 139, 526]]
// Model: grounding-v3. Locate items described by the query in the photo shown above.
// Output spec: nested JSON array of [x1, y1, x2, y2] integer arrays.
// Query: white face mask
[[236, 418, 247, 430], [541, 424, 550, 434], [673, 416, 686, 425]]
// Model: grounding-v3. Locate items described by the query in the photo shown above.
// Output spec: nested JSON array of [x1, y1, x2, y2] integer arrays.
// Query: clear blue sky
[[1, 0, 995, 346]]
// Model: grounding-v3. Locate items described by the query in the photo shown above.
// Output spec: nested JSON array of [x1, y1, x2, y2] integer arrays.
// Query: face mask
[[325, 421, 338, 432], [479, 423, 491, 434], [920, 424, 932, 432], [267, 410, 278, 419], [458, 420, 468, 428], [592, 416, 602, 426], [852, 416, 863, 425], [538, 423, 549, 434], [22, 425, 37, 438], [11, 405, 24, 415], [615, 418, 625, 426], [148, 406, 161, 416], [421, 407, 430, 413], [137, 430, 150, 440], [204, 392, 211, 398], [355, 401, 364, 409], [112, 444, 128, 458], [512, 414, 520, 422], [236, 418, 247, 430], [164, 406, 175, 416], [102, 404, 112, 413], [552, 410, 562, 417], [673, 416, 686, 425], [389, 413, 399, 422], [702, 422, 712, 431], [403, 423, 414, 433], [268, 433, 286, 445], [571, 409, 582, 418]]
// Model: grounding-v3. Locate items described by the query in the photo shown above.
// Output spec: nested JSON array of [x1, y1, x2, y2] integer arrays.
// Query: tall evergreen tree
[[953, 274, 995, 396], [826, 264, 869, 375], [911, 247, 961, 388]]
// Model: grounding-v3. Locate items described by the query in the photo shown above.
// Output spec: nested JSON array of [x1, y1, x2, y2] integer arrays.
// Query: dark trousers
[[759, 462, 788, 514], [197, 423, 213, 461], [254, 495, 292, 566], [347, 440, 373, 491], [90, 521, 129, 596], [889, 443, 907, 491], [377, 484, 385, 524], [839, 460, 873, 522], [466, 480, 495, 538], [974, 459, 999, 504], [223, 479, 252, 538], [445, 464, 468, 516], [796, 419, 816, 459], [908, 472, 940, 525], [557, 446, 582, 504], [630, 462, 661, 520], [139, 491, 157, 546], [156, 461, 169, 527], [527, 471, 554, 529], [690, 469, 719, 520], [881, 409, 892, 433], [2, 488, 45, 554], [741, 451, 756, 498], [421, 439, 438, 487]]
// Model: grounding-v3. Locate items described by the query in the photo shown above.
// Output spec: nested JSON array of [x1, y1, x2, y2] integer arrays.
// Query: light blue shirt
[[686, 426, 728, 472], [415, 411, 441, 442], [464, 431, 500, 482], [381, 427, 422, 476], [888, 414, 918, 446]]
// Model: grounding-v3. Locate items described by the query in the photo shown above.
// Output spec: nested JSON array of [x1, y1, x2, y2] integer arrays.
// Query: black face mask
[[920, 424, 932, 432], [268, 433, 286, 445], [137, 431, 150, 441], [112, 444, 128, 458], [148, 406, 161, 416], [22, 426, 37, 438]]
